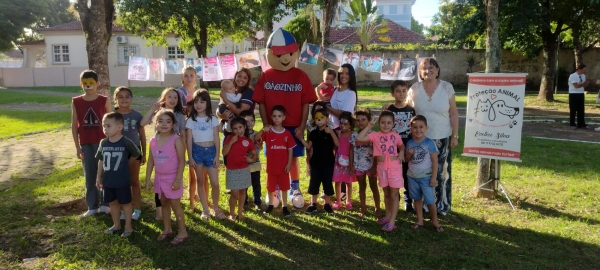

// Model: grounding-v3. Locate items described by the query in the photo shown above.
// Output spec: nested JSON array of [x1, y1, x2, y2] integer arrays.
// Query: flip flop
[[381, 223, 397, 232], [121, 231, 133, 237], [433, 225, 444, 233], [411, 223, 424, 230], [376, 217, 390, 225], [104, 227, 121, 234], [157, 232, 173, 241], [215, 211, 227, 220], [171, 235, 189, 245]]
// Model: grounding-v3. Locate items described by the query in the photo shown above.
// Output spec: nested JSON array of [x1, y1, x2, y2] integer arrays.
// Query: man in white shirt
[[568, 64, 591, 128]]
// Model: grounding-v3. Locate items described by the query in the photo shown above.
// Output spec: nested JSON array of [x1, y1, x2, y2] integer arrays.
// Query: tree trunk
[[476, 0, 501, 198], [320, 0, 339, 48], [76, 0, 114, 97], [572, 26, 584, 67], [263, 21, 274, 41], [538, 37, 558, 101]]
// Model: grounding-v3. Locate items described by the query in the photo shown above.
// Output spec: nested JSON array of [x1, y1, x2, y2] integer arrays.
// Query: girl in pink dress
[[145, 109, 188, 245], [332, 112, 356, 210]]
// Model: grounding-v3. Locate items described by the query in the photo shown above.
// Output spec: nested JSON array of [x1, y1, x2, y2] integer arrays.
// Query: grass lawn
[[0, 110, 71, 139], [1, 134, 599, 269]]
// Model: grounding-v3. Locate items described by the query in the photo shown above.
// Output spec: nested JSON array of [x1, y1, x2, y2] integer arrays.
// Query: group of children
[[72, 66, 442, 245]]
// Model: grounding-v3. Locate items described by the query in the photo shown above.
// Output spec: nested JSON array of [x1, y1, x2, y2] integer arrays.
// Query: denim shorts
[[408, 176, 435, 205], [192, 144, 216, 167]]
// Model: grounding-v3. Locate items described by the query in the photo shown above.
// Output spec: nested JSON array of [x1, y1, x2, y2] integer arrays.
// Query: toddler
[[315, 68, 337, 103], [217, 80, 241, 132]]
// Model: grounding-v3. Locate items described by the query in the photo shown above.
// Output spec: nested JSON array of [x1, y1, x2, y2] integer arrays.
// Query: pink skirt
[[333, 163, 356, 183], [154, 174, 183, 199]]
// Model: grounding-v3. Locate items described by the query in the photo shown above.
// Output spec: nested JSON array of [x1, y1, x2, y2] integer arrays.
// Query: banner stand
[[460, 159, 515, 210]]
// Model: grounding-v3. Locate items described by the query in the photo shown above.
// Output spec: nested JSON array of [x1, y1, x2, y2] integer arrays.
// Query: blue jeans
[[81, 144, 108, 210]]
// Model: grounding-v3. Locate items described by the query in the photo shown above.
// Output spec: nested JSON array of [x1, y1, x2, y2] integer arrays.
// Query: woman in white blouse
[[327, 64, 358, 129], [408, 57, 459, 216]]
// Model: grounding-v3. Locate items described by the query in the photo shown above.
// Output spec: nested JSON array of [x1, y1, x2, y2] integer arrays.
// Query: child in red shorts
[[254, 105, 296, 217]]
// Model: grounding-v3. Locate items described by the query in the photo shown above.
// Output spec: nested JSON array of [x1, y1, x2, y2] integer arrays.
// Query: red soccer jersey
[[261, 127, 296, 174], [252, 68, 317, 127], [224, 135, 255, 169]]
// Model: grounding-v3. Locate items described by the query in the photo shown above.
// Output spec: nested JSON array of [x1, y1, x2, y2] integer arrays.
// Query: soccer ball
[[291, 194, 305, 209], [265, 190, 281, 208]]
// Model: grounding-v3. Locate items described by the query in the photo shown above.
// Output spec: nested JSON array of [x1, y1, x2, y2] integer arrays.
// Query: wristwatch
[[452, 134, 459, 139]]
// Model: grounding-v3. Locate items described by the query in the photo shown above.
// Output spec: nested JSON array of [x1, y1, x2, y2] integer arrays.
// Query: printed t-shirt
[[95, 136, 141, 188], [261, 127, 296, 174], [308, 128, 336, 168], [319, 82, 335, 99], [186, 115, 220, 142], [73, 95, 108, 145], [406, 138, 438, 178], [121, 110, 144, 146], [388, 104, 415, 144], [350, 131, 374, 172], [252, 68, 317, 127], [224, 135, 255, 169], [368, 132, 403, 157]]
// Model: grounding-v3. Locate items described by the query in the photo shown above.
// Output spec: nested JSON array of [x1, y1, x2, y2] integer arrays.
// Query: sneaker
[[100, 206, 111, 214], [345, 202, 353, 210], [263, 205, 274, 215], [305, 204, 318, 214], [282, 207, 291, 217], [81, 209, 98, 217], [324, 204, 334, 214], [254, 204, 262, 211], [332, 202, 341, 210], [132, 210, 142, 220]]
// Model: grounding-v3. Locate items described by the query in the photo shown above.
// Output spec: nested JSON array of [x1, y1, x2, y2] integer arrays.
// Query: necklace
[[424, 80, 439, 102]]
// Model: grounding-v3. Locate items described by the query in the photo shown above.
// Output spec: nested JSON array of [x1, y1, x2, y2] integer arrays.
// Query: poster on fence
[[462, 73, 527, 162], [128, 56, 148, 81], [166, 59, 183, 74], [380, 56, 401, 80], [219, 54, 237, 80], [299, 42, 320, 66], [342, 51, 360, 71], [203, 56, 221, 81], [258, 49, 271, 71], [147, 58, 165, 81], [360, 54, 383, 73], [321, 47, 343, 66], [236, 51, 261, 69]]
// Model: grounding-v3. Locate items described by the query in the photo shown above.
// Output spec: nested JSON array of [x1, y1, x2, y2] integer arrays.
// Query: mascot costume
[[252, 28, 317, 209]]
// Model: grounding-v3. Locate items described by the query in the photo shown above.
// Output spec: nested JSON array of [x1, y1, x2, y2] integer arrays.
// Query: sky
[[412, 0, 441, 27]]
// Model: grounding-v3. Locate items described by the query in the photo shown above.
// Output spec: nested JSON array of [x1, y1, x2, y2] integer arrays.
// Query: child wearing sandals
[[222, 116, 256, 221], [96, 112, 141, 237], [404, 115, 443, 233], [145, 109, 189, 244], [357, 111, 405, 232], [186, 90, 225, 220], [350, 108, 381, 217], [332, 112, 356, 210]]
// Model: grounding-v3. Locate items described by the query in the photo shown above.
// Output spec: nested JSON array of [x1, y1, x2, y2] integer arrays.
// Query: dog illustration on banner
[[474, 95, 520, 122]]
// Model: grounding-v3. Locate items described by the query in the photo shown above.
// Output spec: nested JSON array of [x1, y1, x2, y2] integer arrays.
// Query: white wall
[[44, 31, 88, 67]]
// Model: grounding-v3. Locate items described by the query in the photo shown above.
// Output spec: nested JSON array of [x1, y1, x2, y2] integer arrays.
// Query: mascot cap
[[266, 28, 298, 55]]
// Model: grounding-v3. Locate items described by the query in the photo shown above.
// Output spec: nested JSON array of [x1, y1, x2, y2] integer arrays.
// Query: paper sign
[[236, 51, 261, 69], [128, 56, 148, 81], [203, 56, 221, 81], [299, 42, 321, 66], [219, 54, 237, 80]]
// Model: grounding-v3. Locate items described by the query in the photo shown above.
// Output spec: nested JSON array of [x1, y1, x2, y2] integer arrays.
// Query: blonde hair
[[181, 66, 197, 85]]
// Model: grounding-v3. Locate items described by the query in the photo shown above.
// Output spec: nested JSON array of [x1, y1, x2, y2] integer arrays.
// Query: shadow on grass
[[519, 201, 600, 225]]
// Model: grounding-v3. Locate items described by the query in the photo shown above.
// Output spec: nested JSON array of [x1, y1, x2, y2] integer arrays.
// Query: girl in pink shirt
[[145, 109, 188, 245], [357, 111, 405, 232]]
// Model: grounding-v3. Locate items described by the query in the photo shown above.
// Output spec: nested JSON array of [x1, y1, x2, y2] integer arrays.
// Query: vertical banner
[[299, 42, 320, 65], [192, 58, 203, 78], [320, 47, 343, 66], [166, 59, 183, 74], [342, 51, 360, 71], [258, 49, 271, 71], [128, 56, 148, 81], [398, 57, 416, 80], [219, 54, 237, 79], [359, 53, 383, 73], [463, 73, 527, 162], [147, 58, 165, 81], [236, 51, 261, 69], [202, 56, 221, 81]]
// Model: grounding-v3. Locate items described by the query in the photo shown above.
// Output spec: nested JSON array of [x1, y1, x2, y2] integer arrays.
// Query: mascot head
[[266, 28, 299, 72]]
